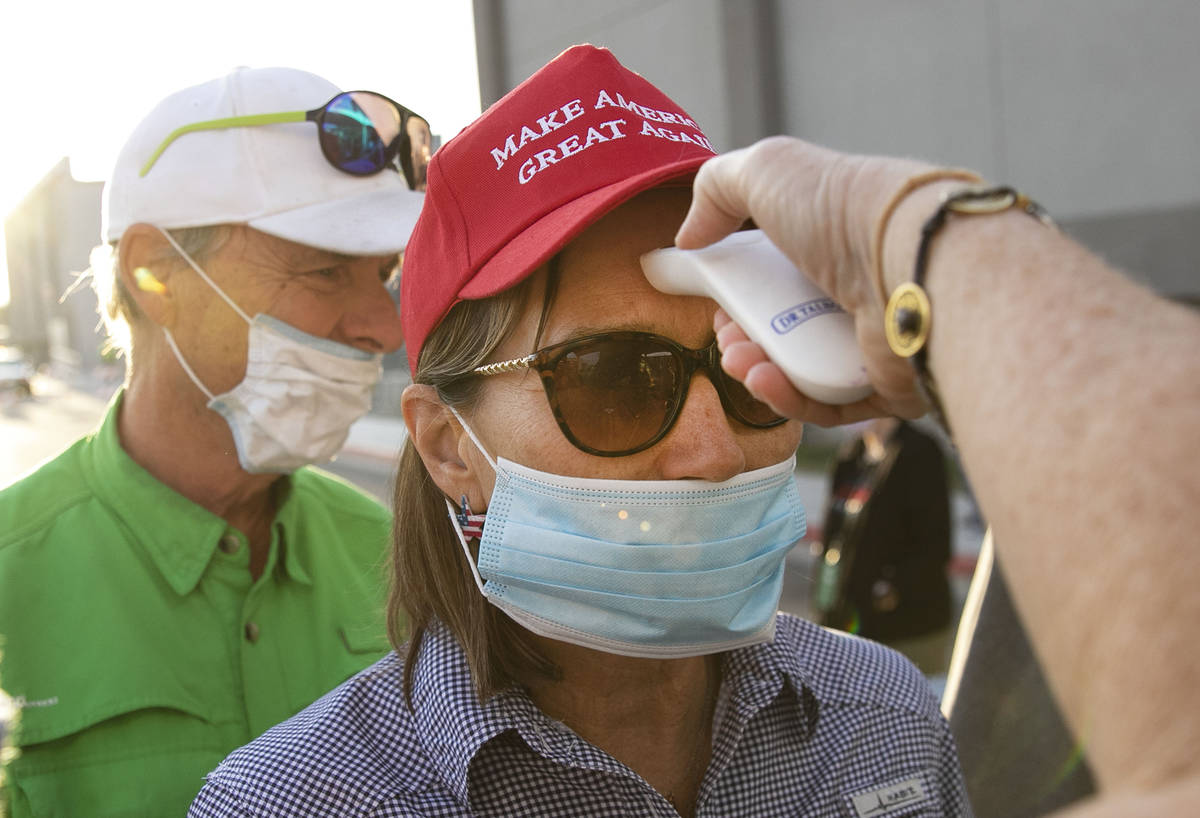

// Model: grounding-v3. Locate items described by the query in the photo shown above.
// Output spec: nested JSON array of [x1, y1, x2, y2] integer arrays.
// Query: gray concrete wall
[[1060, 204, 1200, 298], [775, 0, 1200, 220], [472, 0, 1200, 295], [474, 0, 749, 152]]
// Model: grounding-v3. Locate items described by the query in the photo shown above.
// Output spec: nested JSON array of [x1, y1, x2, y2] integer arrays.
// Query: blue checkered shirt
[[189, 614, 971, 816]]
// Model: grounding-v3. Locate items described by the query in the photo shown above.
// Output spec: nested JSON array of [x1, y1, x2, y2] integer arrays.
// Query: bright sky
[[0, 0, 482, 307]]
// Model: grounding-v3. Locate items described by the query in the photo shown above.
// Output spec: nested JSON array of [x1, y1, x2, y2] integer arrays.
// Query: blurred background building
[[5, 0, 1198, 404], [3, 161, 105, 370]]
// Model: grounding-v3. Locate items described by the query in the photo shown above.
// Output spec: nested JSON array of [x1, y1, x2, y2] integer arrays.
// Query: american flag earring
[[456, 494, 487, 541]]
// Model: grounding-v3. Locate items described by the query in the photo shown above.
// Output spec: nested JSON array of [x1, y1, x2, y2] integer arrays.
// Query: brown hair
[[388, 264, 562, 703]]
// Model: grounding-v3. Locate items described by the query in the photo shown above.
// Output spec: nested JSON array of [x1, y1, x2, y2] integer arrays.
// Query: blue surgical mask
[[447, 409, 807, 659]]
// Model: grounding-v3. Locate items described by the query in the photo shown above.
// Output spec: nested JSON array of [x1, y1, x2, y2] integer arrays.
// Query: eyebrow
[[543, 323, 716, 349], [281, 247, 350, 266], [287, 249, 400, 272], [562, 322, 650, 337]]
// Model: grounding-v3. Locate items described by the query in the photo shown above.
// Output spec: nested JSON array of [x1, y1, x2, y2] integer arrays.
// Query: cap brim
[[459, 156, 708, 300], [249, 187, 425, 256]]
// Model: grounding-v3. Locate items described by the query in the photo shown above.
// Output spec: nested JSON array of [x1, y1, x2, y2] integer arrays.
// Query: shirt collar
[[85, 390, 309, 594], [409, 622, 538, 805], [719, 615, 832, 741], [407, 615, 825, 808], [724, 617, 814, 700], [272, 477, 314, 585]]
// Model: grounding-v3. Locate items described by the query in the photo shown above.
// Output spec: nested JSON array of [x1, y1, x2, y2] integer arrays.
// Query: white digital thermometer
[[641, 229, 872, 405]]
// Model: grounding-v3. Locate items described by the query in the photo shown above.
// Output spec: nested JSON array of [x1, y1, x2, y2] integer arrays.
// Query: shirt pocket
[[6, 701, 233, 818], [274, 620, 392, 719], [338, 621, 391, 656]]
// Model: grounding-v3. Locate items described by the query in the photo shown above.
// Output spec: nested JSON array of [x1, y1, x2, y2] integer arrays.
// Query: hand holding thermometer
[[640, 229, 873, 405]]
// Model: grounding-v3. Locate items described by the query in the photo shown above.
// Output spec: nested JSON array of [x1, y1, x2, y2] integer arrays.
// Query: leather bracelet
[[871, 168, 983, 308], [884, 185, 1055, 435]]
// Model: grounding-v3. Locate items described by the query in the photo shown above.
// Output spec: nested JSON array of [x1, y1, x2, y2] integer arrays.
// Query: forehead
[[539, 188, 714, 342]]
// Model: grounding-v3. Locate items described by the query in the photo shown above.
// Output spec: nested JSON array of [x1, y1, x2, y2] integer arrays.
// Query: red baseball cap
[[401, 44, 717, 371]]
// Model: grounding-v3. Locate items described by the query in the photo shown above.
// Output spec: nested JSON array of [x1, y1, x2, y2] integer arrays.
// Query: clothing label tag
[[849, 775, 929, 816]]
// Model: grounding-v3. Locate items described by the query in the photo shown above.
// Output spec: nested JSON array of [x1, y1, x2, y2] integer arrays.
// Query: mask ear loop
[[162, 329, 216, 401], [446, 497, 488, 595], [156, 227, 252, 325], [153, 227, 253, 403], [444, 405, 499, 596], [447, 405, 499, 471]]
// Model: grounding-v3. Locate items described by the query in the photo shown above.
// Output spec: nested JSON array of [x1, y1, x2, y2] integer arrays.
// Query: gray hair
[[90, 225, 228, 360]]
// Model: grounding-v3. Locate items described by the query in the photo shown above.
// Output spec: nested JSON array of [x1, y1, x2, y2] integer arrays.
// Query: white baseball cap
[[102, 66, 424, 255]]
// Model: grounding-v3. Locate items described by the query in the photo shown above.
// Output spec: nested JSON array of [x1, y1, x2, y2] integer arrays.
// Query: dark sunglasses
[[140, 90, 432, 189], [472, 331, 787, 457]]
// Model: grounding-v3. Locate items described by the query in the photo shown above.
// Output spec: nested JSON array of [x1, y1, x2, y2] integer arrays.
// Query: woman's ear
[[402, 384, 490, 511], [117, 223, 177, 328]]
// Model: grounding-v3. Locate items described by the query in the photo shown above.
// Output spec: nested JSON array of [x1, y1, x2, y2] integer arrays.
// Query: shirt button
[[244, 622, 260, 643], [218, 534, 241, 554]]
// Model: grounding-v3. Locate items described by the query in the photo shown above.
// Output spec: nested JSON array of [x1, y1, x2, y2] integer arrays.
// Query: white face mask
[[157, 229, 382, 474]]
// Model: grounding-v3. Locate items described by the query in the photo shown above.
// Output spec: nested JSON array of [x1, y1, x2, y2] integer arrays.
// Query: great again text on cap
[[488, 91, 715, 185]]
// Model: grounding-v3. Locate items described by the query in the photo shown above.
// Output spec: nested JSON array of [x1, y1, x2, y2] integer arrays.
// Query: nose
[[652, 372, 746, 482], [339, 276, 405, 354]]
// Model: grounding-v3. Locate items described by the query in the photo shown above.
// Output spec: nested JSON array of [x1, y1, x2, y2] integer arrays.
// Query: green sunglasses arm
[[139, 110, 308, 177]]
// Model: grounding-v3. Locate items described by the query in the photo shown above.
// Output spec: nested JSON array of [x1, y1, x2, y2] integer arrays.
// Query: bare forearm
[[1055, 776, 1200, 818], [681, 137, 1200, 803], [883, 187, 1200, 791]]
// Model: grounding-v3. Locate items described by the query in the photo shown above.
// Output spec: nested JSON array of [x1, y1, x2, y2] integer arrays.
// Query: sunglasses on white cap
[[139, 90, 431, 190]]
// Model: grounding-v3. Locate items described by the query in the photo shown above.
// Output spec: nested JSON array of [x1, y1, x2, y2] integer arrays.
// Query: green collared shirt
[[0, 393, 394, 816]]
